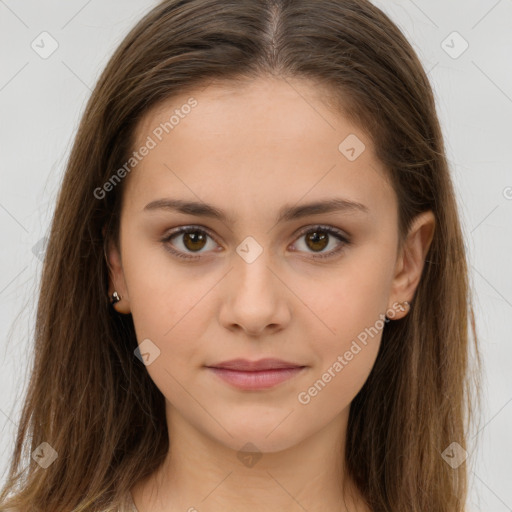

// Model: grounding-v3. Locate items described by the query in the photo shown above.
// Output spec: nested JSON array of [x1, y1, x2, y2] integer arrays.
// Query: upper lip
[[206, 358, 306, 371]]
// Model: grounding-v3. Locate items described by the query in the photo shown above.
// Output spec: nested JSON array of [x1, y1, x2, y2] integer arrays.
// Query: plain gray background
[[1, 1, 511, 510]]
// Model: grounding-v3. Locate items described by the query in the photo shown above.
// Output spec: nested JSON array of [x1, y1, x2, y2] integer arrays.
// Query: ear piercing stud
[[110, 291, 121, 304]]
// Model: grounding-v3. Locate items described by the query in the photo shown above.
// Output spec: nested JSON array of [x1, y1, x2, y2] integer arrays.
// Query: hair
[[0, 0, 482, 511]]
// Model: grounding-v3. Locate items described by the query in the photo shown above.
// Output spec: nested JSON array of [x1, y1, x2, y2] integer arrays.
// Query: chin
[[211, 424, 305, 455]]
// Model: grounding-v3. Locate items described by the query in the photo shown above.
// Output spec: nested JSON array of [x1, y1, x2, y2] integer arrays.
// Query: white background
[[0, 1, 511, 510]]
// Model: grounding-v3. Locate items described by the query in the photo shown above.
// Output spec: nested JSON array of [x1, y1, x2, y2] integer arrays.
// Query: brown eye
[[304, 230, 329, 252], [182, 230, 208, 251], [292, 225, 350, 260], [162, 226, 218, 259]]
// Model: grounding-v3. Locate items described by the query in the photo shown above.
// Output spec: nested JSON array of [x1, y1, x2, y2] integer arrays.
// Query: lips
[[205, 358, 308, 390], [206, 358, 305, 371]]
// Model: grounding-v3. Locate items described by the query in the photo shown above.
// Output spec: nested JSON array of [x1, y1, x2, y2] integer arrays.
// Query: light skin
[[107, 76, 435, 511]]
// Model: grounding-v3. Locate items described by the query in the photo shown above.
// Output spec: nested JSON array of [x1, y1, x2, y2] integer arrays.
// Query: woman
[[0, 0, 481, 511]]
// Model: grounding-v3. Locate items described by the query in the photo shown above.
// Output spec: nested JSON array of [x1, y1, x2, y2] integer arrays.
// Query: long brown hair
[[0, 1, 482, 510]]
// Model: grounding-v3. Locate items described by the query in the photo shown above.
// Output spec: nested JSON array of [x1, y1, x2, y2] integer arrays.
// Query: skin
[[107, 76, 435, 512]]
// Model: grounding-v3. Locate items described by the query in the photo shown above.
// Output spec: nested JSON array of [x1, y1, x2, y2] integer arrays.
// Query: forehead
[[125, 76, 395, 220]]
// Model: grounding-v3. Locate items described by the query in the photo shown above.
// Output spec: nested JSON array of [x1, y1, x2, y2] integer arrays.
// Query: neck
[[131, 402, 369, 512]]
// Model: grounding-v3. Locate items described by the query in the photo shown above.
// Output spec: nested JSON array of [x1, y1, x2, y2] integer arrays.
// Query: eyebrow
[[143, 197, 369, 224]]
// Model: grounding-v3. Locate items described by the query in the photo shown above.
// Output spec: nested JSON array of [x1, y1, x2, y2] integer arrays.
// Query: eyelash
[[161, 224, 350, 261]]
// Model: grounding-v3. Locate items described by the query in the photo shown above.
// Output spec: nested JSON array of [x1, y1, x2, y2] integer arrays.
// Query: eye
[[290, 225, 350, 260], [161, 226, 218, 260]]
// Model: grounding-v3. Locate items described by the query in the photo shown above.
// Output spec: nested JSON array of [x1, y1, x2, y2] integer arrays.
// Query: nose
[[218, 252, 291, 337]]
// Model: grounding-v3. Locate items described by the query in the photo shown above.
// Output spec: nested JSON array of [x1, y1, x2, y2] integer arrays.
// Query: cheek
[[295, 338, 379, 430], [120, 234, 211, 363], [295, 282, 387, 417], [293, 249, 393, 399], [297, 248, 394, 341]]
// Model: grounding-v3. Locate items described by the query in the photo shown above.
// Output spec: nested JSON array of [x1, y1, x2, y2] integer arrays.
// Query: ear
[[104, 225, 131, 315], [387, 210, 435, 319]]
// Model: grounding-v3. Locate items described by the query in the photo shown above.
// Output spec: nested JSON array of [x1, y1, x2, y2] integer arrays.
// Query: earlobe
[[387, 210, 435, 318], [105, 232, 131, 315]]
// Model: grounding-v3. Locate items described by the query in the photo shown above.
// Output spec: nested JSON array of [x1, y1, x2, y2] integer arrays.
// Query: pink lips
[[205, 358, 306, 390]]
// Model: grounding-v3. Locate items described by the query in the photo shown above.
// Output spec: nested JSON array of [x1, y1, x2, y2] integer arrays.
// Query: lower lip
[[207, 367, 306, 390]]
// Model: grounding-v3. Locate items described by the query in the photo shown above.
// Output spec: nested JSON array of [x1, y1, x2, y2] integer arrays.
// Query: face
[[107, 76, 434, 454]]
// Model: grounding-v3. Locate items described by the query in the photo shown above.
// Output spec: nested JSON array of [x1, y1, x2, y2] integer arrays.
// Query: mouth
[[205, 358, 307, 390]]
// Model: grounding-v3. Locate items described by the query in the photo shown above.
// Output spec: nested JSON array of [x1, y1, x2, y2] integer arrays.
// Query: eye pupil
[[183, 230, 207, 251], [306, 230, 329, 252]]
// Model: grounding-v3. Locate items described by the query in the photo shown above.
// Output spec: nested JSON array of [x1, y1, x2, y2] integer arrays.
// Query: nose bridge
[[220, 241, 290, 334], [232, 243, 279, 302]]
